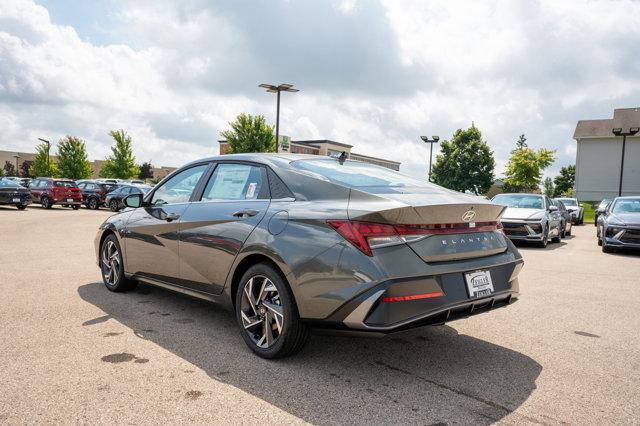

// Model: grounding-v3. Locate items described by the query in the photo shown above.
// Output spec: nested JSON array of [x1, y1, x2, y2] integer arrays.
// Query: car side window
[[201, 163, 268, 201], [151, 164, 208, 205]]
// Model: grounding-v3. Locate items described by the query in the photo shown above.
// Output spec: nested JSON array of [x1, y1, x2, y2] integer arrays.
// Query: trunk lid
[[347, 187, 508, 262]]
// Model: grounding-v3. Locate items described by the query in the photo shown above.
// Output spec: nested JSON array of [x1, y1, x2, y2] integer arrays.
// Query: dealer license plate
[[464, 270, 494, 298], [67, 198, 74, 202], [12, 198, 20, 202]]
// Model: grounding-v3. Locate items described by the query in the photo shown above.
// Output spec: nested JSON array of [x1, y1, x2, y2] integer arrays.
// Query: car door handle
[[232, 209, 259, 218], [165, 213, 180, 222]]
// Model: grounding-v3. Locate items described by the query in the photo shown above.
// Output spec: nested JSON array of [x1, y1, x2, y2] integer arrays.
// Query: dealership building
[[219, 137, 401, 171], [573, 107, 640, 200]]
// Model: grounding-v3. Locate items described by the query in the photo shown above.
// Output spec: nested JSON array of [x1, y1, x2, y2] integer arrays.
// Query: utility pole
[[612, 127, 639, 196], [38, 138, 51, 171], [259, 83, 299, 152], [420, 135, 440, 182]]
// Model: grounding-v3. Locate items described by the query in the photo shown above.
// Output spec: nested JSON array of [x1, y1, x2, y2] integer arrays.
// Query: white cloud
[[1, 0, 639, 181]]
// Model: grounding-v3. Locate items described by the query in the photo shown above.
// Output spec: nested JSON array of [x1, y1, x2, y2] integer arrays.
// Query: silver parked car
[[492, 193, 563, 248], [554, 197, 584, 224], [552, 198, 572, 237], [596, 196, 640, 253], [94, 154, 524, 358]]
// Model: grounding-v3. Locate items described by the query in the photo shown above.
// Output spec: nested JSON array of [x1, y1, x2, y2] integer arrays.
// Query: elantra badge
[[462, 210, 476, 222]]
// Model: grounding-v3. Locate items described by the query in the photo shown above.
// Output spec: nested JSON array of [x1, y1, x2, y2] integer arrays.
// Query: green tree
[[0, 167, 4, 177], [56, 136, 93, 179], [431, 125, 496, 195], [543, 177, 555, 197], [100, 130, 140, 179], [20, 160, 33, 178], [138, 161, 154, 180], [3, 161, 16, 176], [553, 165, 575, 197], [502, 138, 555, 192], [29, 143, 58, 177], [221, 113, 275, 153]]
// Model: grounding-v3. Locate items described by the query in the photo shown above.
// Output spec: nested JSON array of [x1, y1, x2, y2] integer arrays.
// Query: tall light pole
[[38, 137, 51, 171], [612, 127, 639, 196], [421, 135, 440, 182], [259, 83, 299, 152]]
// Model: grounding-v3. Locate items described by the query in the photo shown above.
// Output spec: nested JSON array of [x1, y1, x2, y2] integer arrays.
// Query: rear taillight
[[327, 220, 501, 256]]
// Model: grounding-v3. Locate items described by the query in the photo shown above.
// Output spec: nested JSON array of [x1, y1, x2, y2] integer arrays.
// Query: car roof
[[181, 153, 334, 169]]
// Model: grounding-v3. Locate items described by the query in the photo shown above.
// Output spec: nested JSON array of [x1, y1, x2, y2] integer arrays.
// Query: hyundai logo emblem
[[462, 210, 476, 222]]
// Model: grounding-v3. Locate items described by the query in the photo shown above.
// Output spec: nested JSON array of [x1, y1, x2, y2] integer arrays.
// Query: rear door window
[[201, 163, 268, 201]]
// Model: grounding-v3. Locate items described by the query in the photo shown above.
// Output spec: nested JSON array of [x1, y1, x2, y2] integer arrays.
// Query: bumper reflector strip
[[382, 291, 445, 303]]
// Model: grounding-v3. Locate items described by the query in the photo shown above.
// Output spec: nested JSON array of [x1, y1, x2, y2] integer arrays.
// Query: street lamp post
[[259, 83, 299, 152], [612, 127, 639, 196], [420, 135, 440, 182], [38, 138, 51, 171]]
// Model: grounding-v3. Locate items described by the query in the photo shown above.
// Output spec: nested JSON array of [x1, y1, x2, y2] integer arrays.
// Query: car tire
[[16, 205, 26, 210], [72, 205, 80, 210], [235, 262, 310, 359], [560, 223, 566, 239], [597, 237, 602, 246], [602, 239, 612, 253], [100, 234, 137, 292], [109, 200, 119, 212], [552, 231, 561, 244], [88, 197, 99, 210], [41, 196, 52, 209], [536, 229, 548, 248]]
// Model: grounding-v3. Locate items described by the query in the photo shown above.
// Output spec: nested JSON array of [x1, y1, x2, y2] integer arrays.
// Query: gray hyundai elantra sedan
[[94, 153, 523, 358]]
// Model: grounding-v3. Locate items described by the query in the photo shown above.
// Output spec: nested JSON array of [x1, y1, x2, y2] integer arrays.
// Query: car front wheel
[[100, 235, 137, 292], [109, 200, 119, 212], [235, 263, 309, 359]]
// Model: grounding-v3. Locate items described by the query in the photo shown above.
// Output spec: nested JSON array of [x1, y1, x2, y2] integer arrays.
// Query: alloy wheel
[[89, 198, 98, 209], [101, 240, 121, 286], [239, 275, 284, 349], [110, 200, 118, 212]]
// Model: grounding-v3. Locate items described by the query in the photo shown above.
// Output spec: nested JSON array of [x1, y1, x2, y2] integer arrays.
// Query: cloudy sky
[[1, 0, 640, 179]]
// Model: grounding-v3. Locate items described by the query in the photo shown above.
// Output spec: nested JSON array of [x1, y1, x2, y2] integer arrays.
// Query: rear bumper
[[52, 196, 82, 204], [0, 195, 32, 206], [314, 260, 522, 333]]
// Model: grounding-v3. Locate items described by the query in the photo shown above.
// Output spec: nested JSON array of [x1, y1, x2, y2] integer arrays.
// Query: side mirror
[[123, 193, 143, 208], [548, 205, 558, 212], [595, 208, 605, 214]]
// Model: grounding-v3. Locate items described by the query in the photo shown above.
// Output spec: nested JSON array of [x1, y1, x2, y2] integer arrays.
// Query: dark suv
[[77, 180, 117, 210], [29, 178, 83, 209]]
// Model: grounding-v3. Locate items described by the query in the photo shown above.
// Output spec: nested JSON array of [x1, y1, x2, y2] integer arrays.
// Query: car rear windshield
[[290, 159, 429, 188], [493, 194, 543, 209], [611, 198, 640, 214], [0, 180, 20, 188], [557, 198, 577, 206], [54, 181, 78, 188]]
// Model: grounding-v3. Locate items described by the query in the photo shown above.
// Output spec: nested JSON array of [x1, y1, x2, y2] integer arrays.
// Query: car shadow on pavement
[[78, 282, 542, 425]]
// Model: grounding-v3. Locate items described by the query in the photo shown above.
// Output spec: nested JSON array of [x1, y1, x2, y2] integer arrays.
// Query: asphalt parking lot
[[1, 206, 639, 425]]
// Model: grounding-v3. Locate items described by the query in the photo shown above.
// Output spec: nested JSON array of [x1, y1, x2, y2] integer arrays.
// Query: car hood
[[609, 213, 640, 225], [500, 207, 545, 220]]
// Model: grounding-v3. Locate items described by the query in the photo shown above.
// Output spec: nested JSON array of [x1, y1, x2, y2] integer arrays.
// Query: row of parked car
[[0, 176, 152, 212], [492, 192, 640, 254], [491, 193, 585, 248]]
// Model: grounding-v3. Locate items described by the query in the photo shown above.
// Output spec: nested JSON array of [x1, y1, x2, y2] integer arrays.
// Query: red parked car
[[29, 178, 83, 209]]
